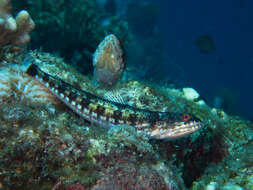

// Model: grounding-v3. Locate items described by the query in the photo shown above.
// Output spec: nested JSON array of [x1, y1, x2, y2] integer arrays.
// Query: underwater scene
[[0, 0, 252, 189]]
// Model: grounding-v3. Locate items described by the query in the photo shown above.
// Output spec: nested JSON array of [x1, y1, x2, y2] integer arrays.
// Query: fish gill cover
[[0, 0, 252, 190]]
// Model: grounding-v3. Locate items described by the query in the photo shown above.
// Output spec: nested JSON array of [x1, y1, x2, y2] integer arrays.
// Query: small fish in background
[[195, 34, 216, 54]]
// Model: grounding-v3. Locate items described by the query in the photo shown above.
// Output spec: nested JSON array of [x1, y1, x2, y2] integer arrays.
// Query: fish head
[[149, 112, 203, 140]]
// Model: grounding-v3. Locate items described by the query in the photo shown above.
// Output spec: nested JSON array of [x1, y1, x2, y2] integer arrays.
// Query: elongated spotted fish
[[26, 64, 203, 139]]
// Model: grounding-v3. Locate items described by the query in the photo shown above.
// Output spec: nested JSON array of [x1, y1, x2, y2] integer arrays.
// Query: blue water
[[156, 0, 253, 119], [14, 0, 253, 119]]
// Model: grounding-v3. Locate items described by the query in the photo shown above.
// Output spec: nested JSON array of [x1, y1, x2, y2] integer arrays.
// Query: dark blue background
[[157, 0, 253, 119]]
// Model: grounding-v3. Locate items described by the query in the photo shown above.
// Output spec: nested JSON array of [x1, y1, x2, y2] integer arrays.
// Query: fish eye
[[182, 113, 191, 122]]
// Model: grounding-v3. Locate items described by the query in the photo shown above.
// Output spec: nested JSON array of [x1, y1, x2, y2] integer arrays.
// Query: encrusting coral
[[0, 0, 35, 49]]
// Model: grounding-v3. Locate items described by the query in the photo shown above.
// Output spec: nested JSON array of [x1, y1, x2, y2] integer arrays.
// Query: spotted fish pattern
[[26, 64, 203, 139]]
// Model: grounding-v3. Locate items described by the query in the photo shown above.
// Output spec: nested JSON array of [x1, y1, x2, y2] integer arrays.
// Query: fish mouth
[[149, 121, 203, 140]]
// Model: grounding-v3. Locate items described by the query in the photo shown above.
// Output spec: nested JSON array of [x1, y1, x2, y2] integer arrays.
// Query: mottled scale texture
[[93, 34, 124, 86], [26, 64, 203, 139]]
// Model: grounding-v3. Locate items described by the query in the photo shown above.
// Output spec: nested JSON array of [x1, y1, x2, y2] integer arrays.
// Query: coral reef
[[0, 0, 34, 49], [0, 50, 252, 189], [90, 162, 172, 190], [0, 1, 251, 189], [190, 118, 253, 190], [93, 34, 124, 86], [0, 51, 186, 189]]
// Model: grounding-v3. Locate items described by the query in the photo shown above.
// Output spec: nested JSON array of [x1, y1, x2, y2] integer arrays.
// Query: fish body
[[26, 64, 202, 139], [93, 34, 124, 86], [195, 34, 216, 54]]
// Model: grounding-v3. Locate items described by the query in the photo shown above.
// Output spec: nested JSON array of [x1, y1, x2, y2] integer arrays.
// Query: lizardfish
[[26, 64, 203, 140]]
